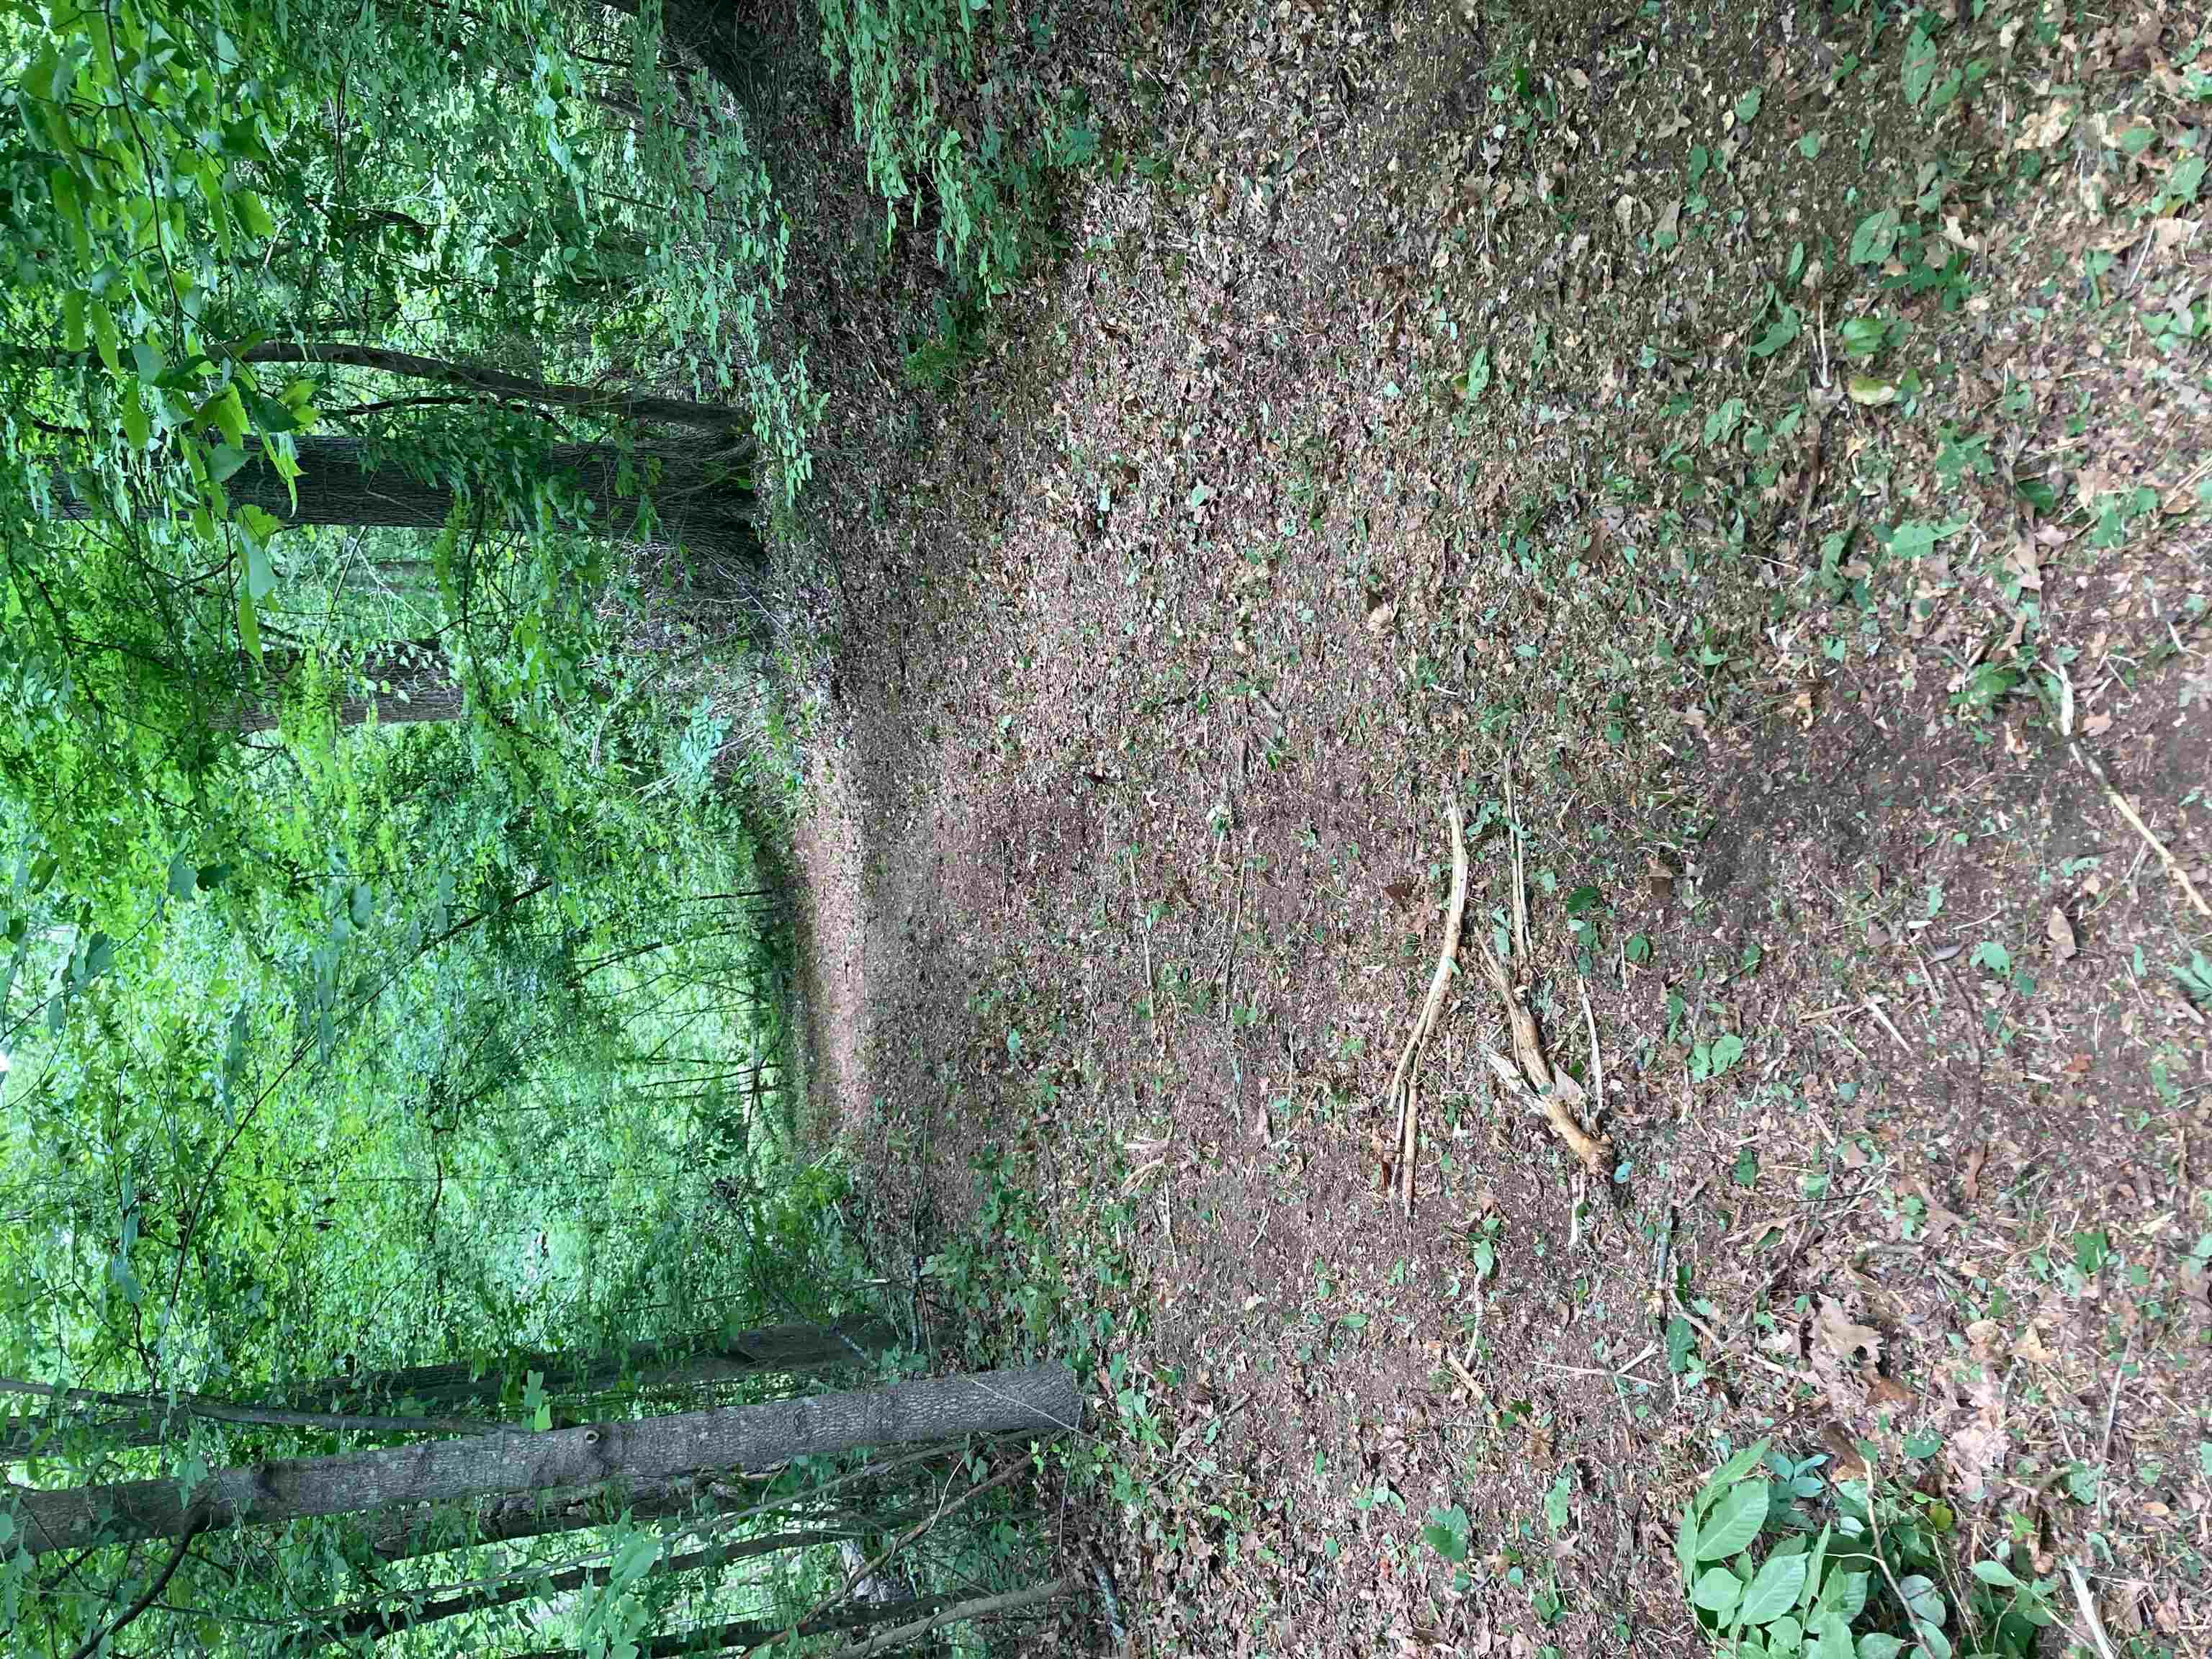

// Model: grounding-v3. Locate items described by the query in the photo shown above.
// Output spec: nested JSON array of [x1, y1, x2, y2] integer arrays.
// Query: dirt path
[[773, 2, 2211, 1653]]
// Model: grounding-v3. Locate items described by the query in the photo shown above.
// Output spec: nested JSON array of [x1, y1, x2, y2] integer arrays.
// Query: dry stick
[[806, 1577, 1069, 1659], [1385, 791, 1470, 1215], [1506, 760, 1529, 968], [2044, 669, 2210, 920], [1577, 979, 1604, 1125], [2063, 1557, 2121, 1659], [2078, 745, 2211, 920], [1473, 940, 1609, 1174]]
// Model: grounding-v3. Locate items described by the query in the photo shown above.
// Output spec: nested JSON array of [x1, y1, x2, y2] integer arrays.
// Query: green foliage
[[1677, 1442, 2057, 1659], [817, 0, 1095, 300]]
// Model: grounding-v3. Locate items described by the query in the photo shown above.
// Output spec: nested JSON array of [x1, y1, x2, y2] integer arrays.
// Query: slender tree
[[279, 1318, 899, 1418], [13, 1363, 1079, 1556], [307, 1528, 860, 1647], [50, 436, 761, 563], [230, 341, 751, 433]]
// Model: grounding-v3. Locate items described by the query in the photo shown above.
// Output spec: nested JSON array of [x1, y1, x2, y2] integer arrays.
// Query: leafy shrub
[[1678, 1439, 2058, 1659], [817, 0, 1094, 299]]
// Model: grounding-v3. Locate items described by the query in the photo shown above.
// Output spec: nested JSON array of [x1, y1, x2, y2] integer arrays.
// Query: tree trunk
[[54, 436, 760, 563], [0, 1378, 494, 1465], [361, 1467, 735, 1563], [15, 1362, 1078, 1555], [233, 340, 749, 433], [288, 1318, 898, 1418], [238, 637, 464, 734], [6, 1320, 889, 1460], [602, 0, 757, 96], [364, 1430, 961, 1563]]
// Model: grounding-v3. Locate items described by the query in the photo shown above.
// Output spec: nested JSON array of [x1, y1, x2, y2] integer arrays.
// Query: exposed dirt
[[757, 1, 2212, 1654]]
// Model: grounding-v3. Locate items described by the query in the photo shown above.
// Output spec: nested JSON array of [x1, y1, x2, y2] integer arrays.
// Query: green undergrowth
[[1679, 1439, 2059, 1659], [816, 0, 1097, 372]]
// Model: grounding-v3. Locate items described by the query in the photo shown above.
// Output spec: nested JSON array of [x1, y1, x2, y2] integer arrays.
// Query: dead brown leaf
[[2046, 906, 2077, 962], [1814, 1298, 1883, 1365]]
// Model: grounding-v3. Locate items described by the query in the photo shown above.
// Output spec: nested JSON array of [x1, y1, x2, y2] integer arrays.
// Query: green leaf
[[1545, 1471, 1572, 1531], [1850, 209, 1902, 266], [1970, 940, 2010, 974], [1749, 305, 1801, 359], [89, 300, 121, 374], [1667, 1314, 1697, 1374], [1697, 1480, 1769, 1560], [608, 1531, 660, 1588], [1887, 517, 1967, 561], [1462, 346, 1492, 403], [1901, 25, 1939, 106], [109, 1250, 143, 1305], [1807, 1614, 1854, 1659], [1423, 1503, 1472, 1563], [1970, 1560, 2019, 1588], [1742, 1552, 1809, 1624], [1855, 1637, 1904, 1659], [121, 381, 150, 450], [233, 187, 275, 238], [1735, 89, 1763, 122], [238, 585, 262, 663], [206, 385, 249, 447], [1699, 1439, 1773, 1505], [244, 536, 275, 602], [1692, 1566, 1745, 1614], [168, 853, 199, 900]]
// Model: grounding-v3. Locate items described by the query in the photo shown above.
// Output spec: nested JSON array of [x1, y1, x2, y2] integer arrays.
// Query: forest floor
[[762, 3, 2212, 1655]]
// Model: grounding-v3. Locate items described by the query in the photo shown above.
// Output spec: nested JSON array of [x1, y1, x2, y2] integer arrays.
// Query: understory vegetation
[[1, 0, 1086, 1652], [9, 0, 2211, 1656]]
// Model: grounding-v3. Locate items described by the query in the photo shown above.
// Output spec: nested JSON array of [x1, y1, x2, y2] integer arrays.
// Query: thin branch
[[66, 1508, 207, 1659]]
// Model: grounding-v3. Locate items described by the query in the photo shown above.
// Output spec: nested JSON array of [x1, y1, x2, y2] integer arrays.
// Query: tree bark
[[14, 1362, 1078, 1556], [360, 1467, 735, 1563], [237, 637, 464, 734], [6, 1321, 889, 1460], [286, 1318, 898, 1418], [54, 436, 760, 563], [0, 1377, 496, 1464], [231, 341, 749, 433], [601, 0, 757, 97]]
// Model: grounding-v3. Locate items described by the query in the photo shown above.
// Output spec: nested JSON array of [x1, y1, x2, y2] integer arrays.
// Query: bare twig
[[1473, 943, 1609, 1174], [1385, 790, 1470, 1215], [802, 1578, 1069, 1659], [2044, 667, 2209, 920], [781, 1460, 1028, 1640], [68, 1509, 207, 1659], [2064, 1557, 2121, 1659], [1506, 760, 1529, 967], [1578, 978, 1604, 1123]]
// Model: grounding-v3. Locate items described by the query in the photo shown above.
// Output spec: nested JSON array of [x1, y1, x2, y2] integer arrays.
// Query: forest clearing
[[4, 1, 2210, 1658]]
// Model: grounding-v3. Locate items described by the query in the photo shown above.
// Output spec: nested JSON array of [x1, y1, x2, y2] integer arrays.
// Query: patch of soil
[[757, 0, 2212, 1653]]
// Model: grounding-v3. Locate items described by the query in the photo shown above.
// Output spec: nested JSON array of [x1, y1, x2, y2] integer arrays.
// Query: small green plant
[[2175, 951, 2212, 1007], [817, 0, 1093, 300], [1677, 1439, 2058, 1659]]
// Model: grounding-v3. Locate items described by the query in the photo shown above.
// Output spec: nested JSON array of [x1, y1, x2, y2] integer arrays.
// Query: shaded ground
[[760, 2, 2211, 1654]]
